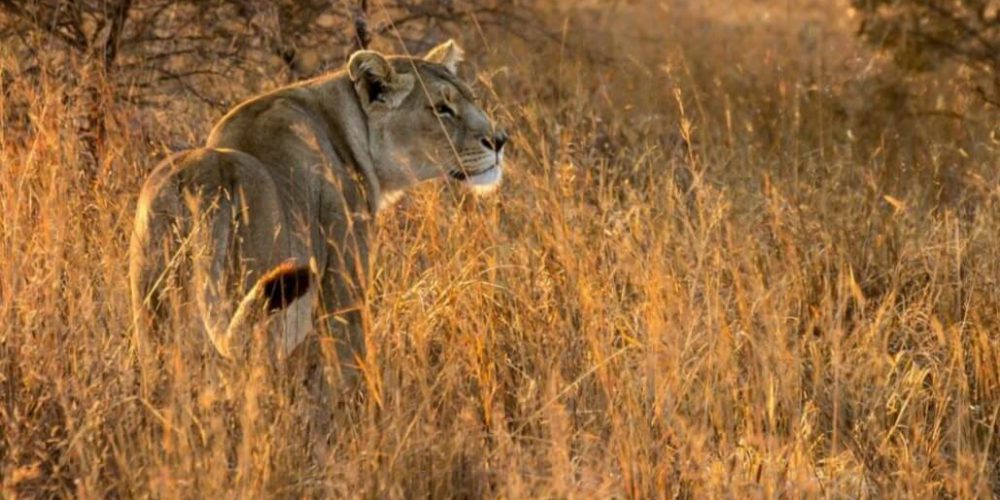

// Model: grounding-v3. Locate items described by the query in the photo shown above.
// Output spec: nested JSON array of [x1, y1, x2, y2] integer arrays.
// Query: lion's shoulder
[[207, 89, 320, 147]]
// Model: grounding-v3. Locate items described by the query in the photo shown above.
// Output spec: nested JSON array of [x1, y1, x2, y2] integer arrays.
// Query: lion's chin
[[461, 164, 502, 195]]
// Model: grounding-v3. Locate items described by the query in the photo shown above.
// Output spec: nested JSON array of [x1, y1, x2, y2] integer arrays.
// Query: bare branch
[[101, 0, 135, 71], [354, 0, 372, 51]]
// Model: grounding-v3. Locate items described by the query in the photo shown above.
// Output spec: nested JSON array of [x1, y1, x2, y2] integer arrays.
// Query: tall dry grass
[[3, 1, 1000, 497]]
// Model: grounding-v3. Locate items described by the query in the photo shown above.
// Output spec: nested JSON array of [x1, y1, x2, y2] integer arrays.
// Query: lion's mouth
[[448, 164, 497, 181], [448, 161, 503, 195]]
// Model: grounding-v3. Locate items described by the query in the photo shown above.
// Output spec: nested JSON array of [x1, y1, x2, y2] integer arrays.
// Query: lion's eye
[[434, 103, 456, 117]]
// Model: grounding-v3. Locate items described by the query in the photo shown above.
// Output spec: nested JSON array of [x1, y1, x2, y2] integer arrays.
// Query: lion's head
[[348, 40, 507, 197]]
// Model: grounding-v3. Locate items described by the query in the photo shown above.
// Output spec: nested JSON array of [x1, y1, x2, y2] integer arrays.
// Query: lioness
[[129, 40, 506, 385]]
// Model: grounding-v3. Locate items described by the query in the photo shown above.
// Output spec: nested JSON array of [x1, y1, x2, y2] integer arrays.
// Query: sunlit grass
[[2, 2, 999, 497]]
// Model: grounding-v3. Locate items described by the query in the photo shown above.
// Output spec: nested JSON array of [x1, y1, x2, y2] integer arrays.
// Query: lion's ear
[[348, 50, 412, 109], [424, 39, 464, 74]]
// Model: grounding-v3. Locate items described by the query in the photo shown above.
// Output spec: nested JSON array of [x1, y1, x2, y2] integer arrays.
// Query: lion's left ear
[[348, 50, 413, 109], [424, 39, 465, 74]]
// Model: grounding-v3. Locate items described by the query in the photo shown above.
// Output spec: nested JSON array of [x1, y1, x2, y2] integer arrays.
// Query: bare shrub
[[852, 0, 1000, 107]]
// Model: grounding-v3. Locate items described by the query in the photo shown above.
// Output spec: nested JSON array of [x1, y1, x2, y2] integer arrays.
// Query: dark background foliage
[[852, 0, 1000, 107], [0, 0, 543, 170]]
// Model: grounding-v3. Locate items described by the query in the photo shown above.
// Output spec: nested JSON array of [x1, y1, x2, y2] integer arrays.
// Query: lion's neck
[[311, 74, 384, 214]]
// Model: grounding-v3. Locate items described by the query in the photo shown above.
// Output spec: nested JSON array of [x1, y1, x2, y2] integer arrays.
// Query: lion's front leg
[[288, 253, 368, 460], [303, 169, 375, 414], [317, 265, 369, 394]]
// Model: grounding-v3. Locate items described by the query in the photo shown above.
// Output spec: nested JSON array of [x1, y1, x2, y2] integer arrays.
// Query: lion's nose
[[494, 131, 508, 152], [481, 131, 508, 153]]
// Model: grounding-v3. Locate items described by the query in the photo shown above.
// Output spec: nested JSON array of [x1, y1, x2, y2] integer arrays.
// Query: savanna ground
[[3, 1, 1000, 497]]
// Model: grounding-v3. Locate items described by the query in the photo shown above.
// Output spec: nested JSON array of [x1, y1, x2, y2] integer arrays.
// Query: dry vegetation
[[3, 0, 1000, 497]]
